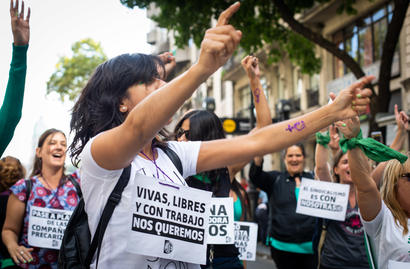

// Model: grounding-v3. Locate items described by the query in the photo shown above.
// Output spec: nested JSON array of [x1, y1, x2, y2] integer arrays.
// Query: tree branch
[[272, 0, 365, 79], [378, 0, 409, 108]]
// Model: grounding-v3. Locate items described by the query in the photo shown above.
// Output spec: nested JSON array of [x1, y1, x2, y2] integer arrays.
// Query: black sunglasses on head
[[176, 128, 190, 139]]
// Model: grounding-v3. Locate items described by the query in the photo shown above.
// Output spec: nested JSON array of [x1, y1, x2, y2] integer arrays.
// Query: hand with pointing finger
[[197, 2, 242, 77], [394, 104, 409, 132]]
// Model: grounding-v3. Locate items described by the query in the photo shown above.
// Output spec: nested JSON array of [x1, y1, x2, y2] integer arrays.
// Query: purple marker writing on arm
[[254, 88, 260, 103], [285, 120, 306, 132]]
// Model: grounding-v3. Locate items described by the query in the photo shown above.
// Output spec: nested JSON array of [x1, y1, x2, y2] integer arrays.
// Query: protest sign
[[206, 197, 234, 244], [388, 260, 410, 269], [126, 174, 212, 264], [28, 206, 73, 249], [296, 178, 350, 221], [234, 221, 258, 261]]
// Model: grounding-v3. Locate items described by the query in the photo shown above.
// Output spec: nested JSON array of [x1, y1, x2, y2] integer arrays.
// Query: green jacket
[[0, 44, 28, 157]]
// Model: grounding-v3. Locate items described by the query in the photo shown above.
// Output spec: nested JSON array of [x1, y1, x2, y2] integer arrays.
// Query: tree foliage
[[121, 0, 332, 75], [47, 38, 107, 101], [122, 0, 409, 135]]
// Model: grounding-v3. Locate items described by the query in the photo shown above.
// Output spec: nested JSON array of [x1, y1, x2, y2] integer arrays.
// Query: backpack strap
[[161, 145, 183, 176], [84, 165, 131, 267], [66, 175, 82, 199], [24, 179, 32, 204], [317, 218, 330, 268], [364, 232, 377, 269]]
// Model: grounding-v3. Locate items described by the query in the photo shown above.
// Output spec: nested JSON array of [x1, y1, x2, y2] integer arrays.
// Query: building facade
[[146, 0, 410, 174]]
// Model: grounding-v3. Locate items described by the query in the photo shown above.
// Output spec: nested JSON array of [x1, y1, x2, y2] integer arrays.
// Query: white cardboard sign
[[126, 175, 212, 265], [28, 206, 73, 249], [206, 197, 234, 244], [388, 260, 410, 269], [234, 221, 258, 261], [296, 178, 350, 221]]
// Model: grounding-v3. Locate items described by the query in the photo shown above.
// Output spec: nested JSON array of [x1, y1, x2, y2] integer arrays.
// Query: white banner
[[206, 197, 234, 244], [126, 175, 212, 264], [28, 206, 73, 249], [296, 178, 350, 221], [388, 260, 410, 269], [234, 221, 258, 261]]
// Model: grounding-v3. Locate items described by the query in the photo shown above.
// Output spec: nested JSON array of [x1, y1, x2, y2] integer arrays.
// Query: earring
[[120, 106, 127, 112]]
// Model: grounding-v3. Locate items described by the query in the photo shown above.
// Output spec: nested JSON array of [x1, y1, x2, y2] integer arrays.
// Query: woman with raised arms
[[69, 2, 373, 268]]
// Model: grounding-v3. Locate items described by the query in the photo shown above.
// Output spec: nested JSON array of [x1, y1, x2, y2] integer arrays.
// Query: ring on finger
[[20, 250, 24, 255]]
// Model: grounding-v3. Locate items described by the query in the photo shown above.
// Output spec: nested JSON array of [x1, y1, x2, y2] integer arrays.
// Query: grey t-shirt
[[320, 203, 369, 269]]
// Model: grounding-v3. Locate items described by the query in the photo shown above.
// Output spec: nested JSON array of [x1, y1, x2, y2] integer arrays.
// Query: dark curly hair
[[174, 110, 226, 183], [0, 156, 26, 192], [70, 53, 165, 166]]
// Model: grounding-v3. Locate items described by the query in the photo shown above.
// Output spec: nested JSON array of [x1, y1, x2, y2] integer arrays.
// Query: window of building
[[310, 74, 320, 91], [333, 2, 395, 78], [260, 77, 269, 100], [307, 73, 320, 107], [292, 66, 302, 97], [236, 85, 251, 118], [277, 70, 285, 99]]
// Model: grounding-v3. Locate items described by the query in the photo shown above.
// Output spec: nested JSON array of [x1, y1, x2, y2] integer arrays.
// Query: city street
[[247, 242, 277, 269], [247, 255, 276, 269]]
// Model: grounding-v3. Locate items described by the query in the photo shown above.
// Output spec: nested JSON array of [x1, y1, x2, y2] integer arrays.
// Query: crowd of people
[[0, 1, 409, 269]]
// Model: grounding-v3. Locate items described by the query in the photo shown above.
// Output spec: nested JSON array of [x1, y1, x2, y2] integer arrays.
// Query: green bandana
[[339, 130, 408, 164], [193, 173, 212, 184], [316, 131, 330, 148]]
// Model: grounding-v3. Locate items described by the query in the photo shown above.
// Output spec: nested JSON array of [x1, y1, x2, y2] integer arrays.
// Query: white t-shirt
[[80, 138, 202, 269], [361, 200, 410, 269]]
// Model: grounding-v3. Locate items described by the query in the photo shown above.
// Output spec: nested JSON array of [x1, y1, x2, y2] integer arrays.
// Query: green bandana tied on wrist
[[339, 129, 408, 163], [316, 131, 330, 148]]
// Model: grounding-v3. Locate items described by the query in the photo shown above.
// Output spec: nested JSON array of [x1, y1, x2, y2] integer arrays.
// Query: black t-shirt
[[320, 203, 369, 268]]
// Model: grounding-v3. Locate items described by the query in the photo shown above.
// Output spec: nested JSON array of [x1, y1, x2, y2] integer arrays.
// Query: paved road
[[247, 254, 277, 269], [245, 242, 277, 269]]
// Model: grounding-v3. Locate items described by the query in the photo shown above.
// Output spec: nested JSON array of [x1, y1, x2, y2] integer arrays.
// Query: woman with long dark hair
[[68, 3, 372, 268], [2, 129, 80, 268], [174, 109, 250, 268]]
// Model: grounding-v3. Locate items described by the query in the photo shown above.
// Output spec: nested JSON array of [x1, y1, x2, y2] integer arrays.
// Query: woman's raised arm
[[91, 3, 242, 170], [240, 56, 271, 167], [347, 148, 381, 221], [197, 75, 374, 173]]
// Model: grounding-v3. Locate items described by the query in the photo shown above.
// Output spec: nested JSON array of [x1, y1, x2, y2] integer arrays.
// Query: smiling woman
[[1, 129, 81, 269], [249, 143, 317, 269]]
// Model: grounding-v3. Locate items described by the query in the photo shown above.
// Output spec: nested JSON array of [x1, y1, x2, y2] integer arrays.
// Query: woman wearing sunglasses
[[347, 126, 410, 268], [69, 2, 373, 267], [174, 109, 250, 269]]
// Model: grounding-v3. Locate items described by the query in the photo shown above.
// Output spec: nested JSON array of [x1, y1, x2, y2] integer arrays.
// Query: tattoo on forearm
[[253, 88, 260, 103], [285, 120, 306, 132]]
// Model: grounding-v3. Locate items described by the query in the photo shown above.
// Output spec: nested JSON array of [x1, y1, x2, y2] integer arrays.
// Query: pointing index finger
[[216, 2, 240, 26]]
